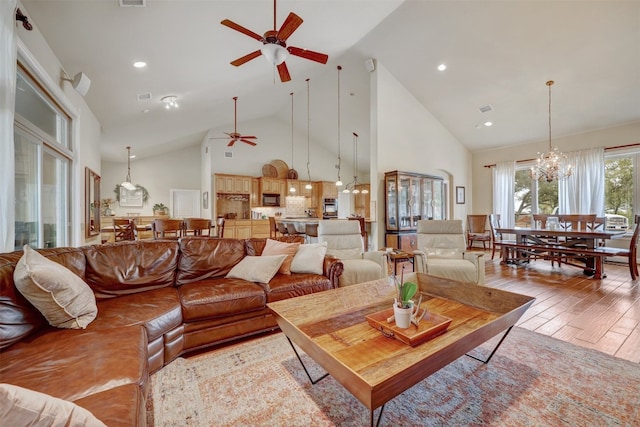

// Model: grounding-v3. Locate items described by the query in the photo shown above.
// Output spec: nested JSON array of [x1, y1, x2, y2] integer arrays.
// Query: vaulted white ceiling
[[20, 0, 640, 164]]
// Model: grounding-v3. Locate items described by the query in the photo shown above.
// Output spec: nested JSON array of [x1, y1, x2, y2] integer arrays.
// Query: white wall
[[101, 145, 201, 217], [17, 0, 102, 246], [471, 121, 640, 214], [371, 62, 471, 248]]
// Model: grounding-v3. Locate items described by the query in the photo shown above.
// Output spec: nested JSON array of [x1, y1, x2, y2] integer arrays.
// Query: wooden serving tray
[[366, 307, 452, 347]]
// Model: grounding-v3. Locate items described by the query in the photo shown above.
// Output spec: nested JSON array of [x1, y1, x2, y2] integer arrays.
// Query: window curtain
[[0, 0, 17, 252], [558, 147, 605, 216], [492, 160, 516, 228]]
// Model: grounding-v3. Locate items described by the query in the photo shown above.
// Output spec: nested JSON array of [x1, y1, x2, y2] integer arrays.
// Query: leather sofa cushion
[[0, 326, 148, 402], [177, 238, 246, 285], [73, 384, 146, 427], [178, 278, 266, 322], [260, 273, 333, 302], [83, 241, 180, 299], [0, 248, 85, 350], [88, 287, 182, 342]]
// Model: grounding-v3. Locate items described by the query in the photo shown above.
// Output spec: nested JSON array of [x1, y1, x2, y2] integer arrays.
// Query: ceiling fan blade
[[277, 62, 291, 82], [221, 19, 263, 41], [239, 135, 257, 139], [227, 140, 236, 147], [230, 50, 262, 67], [240, 139, 258, 146], [287, 46, 329, 64], [277, 12, 303, 42]]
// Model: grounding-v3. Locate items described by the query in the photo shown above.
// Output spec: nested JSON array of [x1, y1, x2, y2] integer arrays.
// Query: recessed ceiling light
[[484, 121, 493, 127], [133, 61, 147, 68], [437, 64, 447, 71]]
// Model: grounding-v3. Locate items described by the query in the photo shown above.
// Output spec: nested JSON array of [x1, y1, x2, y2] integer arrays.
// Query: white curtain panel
[[492, 160, 516, 228], [558, 147, 605, 216], [1, 0, 17, 252]]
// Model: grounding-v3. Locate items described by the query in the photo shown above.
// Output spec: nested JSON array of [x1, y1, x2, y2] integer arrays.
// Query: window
[[14, 65, 71, 250], [605, 155, 634, 228]]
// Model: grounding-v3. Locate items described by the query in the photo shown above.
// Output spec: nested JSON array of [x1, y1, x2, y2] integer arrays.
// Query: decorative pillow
[[261, 239, 301, 275], [290, 242, 328, 275], [0, 383, 107, 426], [13, 245, 97, 329], [226, 255, 287, 283]]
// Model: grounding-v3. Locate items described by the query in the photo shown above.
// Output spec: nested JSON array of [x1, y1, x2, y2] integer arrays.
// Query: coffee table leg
[[465, 326, 514, 364], [371, 405, 385, 427], [285, 336, 330, 384]]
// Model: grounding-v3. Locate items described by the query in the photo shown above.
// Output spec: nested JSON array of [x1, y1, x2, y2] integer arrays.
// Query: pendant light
[[343, 132, 367, 194], [335, 65, 343, 187], [529, 80, 572, 182], [120, 146, 136, 191], [289, 92, 296, 194], [305, 78, 313, 190]]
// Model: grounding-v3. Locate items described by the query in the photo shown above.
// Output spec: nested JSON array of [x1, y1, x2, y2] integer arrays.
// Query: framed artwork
[[203, 191, 209, 209], [456, 186, 465, 204], [119, 186, 144, 207]]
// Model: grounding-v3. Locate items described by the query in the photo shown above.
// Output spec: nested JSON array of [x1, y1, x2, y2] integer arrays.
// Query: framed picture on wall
[[456, 186, 465, 204], [119, 186, 143, 208]]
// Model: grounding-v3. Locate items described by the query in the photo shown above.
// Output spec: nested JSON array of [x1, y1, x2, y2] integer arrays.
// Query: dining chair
[[466, 214, 492, 250], [488, 214, 516, 261], [113, 218, 136, 242], [558, 214, 597, 231], [532, 214, 549, 229], [268, 216, 279, 238], [151, 218, 184, 239], [184, 218, 212, 236], [216, 217, 225, 238], [598, 214, 640, 280]]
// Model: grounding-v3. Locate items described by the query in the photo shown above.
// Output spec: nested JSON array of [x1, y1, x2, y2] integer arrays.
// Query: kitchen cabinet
[[321, 181, 339, 199], [354, 184, 370, 218], [215, 174, 251, 194], [251, 219, 270, 238], [250, 178, 259, 207], [259, 177, 285, 206], [286, 180, 314, 198], [384, 171, 445, 250]]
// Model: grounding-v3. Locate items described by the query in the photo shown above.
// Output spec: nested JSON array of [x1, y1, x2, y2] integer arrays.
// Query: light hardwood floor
[[480, 252, 639, 363]]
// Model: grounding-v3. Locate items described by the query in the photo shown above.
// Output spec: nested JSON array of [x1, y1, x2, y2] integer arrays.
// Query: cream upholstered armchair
[[413, 220, 485, 285], [317, 220, 387, 287]]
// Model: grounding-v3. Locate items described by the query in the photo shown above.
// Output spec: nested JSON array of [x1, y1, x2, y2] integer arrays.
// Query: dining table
[[496, 227, 626, 278]]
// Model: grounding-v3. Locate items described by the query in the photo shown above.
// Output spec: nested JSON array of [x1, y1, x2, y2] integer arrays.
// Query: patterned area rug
[[148, 327, 639, 426]]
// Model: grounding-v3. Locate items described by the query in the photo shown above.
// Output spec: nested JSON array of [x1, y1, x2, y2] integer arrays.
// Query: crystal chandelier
[[530, 80, 572, 183]]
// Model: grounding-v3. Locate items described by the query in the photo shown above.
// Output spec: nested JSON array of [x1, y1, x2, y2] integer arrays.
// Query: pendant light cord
[[336, 65, 342, 183], [306, 78, 311, 184], [290, 92, 294, 169], [547, 80, 553, 151]]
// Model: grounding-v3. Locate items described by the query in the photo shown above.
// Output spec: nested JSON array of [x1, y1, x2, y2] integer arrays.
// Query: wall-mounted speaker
[[67, 72, 91, 96], [364, 58, 375, 73]]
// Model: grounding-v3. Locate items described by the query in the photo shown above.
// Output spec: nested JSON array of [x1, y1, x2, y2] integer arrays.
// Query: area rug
[[148, 327, 640, 426]]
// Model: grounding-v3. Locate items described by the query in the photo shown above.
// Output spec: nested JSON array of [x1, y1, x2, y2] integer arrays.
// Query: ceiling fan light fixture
[[261, 43, 288, 65], [162, 95, 179, 109]]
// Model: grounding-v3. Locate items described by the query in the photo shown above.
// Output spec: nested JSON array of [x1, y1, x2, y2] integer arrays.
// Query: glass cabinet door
[[432, 179, 444, 219], [422, 178, 434, 220], [385, 175, 398, 231], [409, 178, 421, 228], [398, 176, 411, 230]]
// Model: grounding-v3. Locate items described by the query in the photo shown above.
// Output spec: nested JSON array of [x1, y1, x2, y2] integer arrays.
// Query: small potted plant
[[153, 203, 169, 216], [393, 271, 417, 329]]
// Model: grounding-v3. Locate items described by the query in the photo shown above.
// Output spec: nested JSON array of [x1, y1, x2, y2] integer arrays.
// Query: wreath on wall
[[113, 184, 150, 204]]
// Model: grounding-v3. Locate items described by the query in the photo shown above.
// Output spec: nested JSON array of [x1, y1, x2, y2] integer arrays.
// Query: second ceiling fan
[[221, 0, 329, 82], [211, 97, 257, 147]]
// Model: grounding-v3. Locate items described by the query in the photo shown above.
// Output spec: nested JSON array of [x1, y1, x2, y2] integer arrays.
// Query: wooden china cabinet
[[384, 171, 445, 251]]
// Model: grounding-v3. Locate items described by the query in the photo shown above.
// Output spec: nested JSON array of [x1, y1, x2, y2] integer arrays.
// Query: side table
[[388, 251, 415, 275]]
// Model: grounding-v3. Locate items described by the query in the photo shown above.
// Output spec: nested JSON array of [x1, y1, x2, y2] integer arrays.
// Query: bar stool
[[305, 223, 318, 243], [285, 223, 305, 240]]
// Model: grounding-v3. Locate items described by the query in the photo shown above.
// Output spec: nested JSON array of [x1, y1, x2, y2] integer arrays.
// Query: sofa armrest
[[363, 251, 388, 277], [323, 256, 344, 289], [462, 251, 485, 285], [412, 250, 428, 274]]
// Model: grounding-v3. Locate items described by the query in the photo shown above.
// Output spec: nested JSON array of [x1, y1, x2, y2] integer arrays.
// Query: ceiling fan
[[221, 0, 329, 83], [211, 97, 257, 147]]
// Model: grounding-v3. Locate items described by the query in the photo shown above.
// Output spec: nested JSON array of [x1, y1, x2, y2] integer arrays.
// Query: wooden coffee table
[[267, 273, 535, 426]]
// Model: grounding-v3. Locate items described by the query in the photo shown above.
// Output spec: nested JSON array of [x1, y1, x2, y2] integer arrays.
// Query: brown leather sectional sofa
[[0, 237, 343, 425]]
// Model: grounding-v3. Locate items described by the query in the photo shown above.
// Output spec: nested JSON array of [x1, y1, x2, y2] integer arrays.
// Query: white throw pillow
[[0, 383, 107, 427], [290, 242, 328, 275], [226, 255, 287, 283], [13, 245, 97, 329]]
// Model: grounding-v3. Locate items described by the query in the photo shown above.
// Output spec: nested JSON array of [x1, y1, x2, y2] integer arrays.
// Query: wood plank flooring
[[480, 252, 639, 363]]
